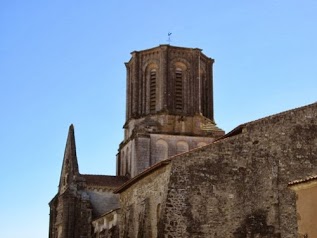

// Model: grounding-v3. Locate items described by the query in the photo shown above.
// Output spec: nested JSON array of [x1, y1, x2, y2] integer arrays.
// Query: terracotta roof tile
[[288, 175, 317, 186], [114, 160, 171, 193], [82, 174, 128, 188]]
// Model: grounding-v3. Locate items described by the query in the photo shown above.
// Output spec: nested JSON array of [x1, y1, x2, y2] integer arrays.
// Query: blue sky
[[0, 1, 316, 237]]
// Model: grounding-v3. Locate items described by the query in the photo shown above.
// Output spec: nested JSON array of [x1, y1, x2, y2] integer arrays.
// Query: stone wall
[[118, 132, 217, 178], [150, 134, 216, 165], [159, 103, 317, 237], [123, 114, 223, 141], [119, 164, 172, 238], [92, 210, 120, 238], [50, 190, 92, 238]]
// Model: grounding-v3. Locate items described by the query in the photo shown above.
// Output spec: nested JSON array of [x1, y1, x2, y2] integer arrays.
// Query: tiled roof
[[212, 102, 317, 142], [288, 175, 317, 186], [239, 102, 317, 128], [216, 124, 246, 140], [82, 174, 129, 188], [114, 160, 171, 193]]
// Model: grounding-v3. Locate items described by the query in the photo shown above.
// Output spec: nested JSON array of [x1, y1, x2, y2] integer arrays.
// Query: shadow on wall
[[233, 210, 280, 238]]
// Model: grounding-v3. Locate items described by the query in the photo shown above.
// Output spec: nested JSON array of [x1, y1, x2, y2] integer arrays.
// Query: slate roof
[[82, 174, 129, 188]]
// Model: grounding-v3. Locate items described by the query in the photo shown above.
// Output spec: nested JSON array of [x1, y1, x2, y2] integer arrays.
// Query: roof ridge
[[288, 175, 317, 186], [81, 174, 121, 177], [243, 101, 317, 127]]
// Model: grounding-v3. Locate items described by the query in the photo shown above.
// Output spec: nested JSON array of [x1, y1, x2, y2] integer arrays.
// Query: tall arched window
[[175, 68, 183, 112], [150, 69, 156, 113], [125, 147, 129, 176], [176, 141, 189, 154], [156, 139, 168, 162], [120, 151, 124, 176], [201, 71, 209, 117]]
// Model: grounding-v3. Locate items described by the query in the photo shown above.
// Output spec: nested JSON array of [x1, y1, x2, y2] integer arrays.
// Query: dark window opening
[[150, 70, 156, 113], [175, 69, 183, 112]]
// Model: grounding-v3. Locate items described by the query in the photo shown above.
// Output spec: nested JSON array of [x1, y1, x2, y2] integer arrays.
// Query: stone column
[[160, 45, 168, 112]]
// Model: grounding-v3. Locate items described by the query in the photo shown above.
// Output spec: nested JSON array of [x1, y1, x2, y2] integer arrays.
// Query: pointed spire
[[59, 124, 80, 193], [65, 124, 79, 173]]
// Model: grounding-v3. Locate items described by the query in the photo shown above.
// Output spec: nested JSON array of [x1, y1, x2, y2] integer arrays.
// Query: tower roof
[[58, 124, 80, 192], [126, 44, 212, 64]]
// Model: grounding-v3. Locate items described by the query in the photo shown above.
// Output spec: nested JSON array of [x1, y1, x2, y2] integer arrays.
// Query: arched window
[[121, 151, 125, 176], [201, 71, 209, 117], [176, 141, 189, 154], [145, 64, 158, 115], [125, 147, 129, 176], [175, 68, 183, 112], [156, 139, 168, 162], [150, 69, 156, 113]]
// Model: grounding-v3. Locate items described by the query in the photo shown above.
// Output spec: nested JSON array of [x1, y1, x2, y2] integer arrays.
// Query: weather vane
[[167, 32, 172, 44]]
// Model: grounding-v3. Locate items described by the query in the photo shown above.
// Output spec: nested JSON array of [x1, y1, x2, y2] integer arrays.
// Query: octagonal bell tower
[[117, 45, 224, 178]]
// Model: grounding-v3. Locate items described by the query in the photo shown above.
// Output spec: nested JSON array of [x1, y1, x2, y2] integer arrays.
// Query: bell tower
[[117, 45, 224, 178]]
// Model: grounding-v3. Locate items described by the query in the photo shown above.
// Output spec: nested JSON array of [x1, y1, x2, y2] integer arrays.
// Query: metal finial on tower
[[167, 32, 172, 44]]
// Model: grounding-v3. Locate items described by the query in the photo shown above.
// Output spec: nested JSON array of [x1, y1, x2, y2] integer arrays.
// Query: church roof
[[288, 175, 317, 187], [82, 174, 128, 188], [126, 44, 212, 64], [114, 160, 171, 193], [131, 44, 203, 54], [213, 101, 317, 144]]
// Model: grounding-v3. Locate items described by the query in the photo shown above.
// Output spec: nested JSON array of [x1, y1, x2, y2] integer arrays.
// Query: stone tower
[[49, 125, 92, 238], [117, 45, 224, 178], [49, 125, 128, 238]]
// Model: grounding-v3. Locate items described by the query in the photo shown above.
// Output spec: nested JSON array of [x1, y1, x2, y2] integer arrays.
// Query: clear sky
[[0, 1, 316, 237]]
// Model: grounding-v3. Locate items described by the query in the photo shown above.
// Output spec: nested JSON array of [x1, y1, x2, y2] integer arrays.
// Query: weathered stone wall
[[92, 210, 120, 238], [118, 129, 219, 178], [160, 103, 317, 237], [119, 164, 172, 238], [118, 136, 151, 177], [150, 134, 216, 165], [134, 136, 151, 177], [123, 114, 223, 140], [50, 190, 92, 238]]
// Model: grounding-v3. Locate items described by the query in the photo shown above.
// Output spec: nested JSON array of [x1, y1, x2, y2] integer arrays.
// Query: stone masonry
[[49, 44, 317, 238], [117, 45, 224, 178], [116, 102, 317, 237]]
